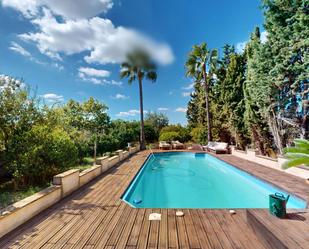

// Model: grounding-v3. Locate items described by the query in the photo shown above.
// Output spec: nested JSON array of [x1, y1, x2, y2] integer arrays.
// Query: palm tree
[[120, 50, 157, 150], [283, 139, 309, 168], [185, 43, 218, 142]]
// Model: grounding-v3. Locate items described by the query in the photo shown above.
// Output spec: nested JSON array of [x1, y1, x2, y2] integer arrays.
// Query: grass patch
[[0, 157, 96, 210], [73, 157, 95, 171], [0, 184, 50, 210]]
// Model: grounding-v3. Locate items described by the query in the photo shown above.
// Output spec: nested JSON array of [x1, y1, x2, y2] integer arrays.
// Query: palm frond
[[128, 75, 136, 85], [282, 157, 309, 169], [120, 49, 157, 85], [285, 152, 309, 159], [146, 71, 157, 82], [294, 139, 309, 147], [283, 139, 309, 168], [284, 147, 309, 154], [119, 69, 130, 79]]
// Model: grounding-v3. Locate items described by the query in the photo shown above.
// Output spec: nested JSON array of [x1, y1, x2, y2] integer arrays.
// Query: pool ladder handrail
[[149, 147, 157, 160]]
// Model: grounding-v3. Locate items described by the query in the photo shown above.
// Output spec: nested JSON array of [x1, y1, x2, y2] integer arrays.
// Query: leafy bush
[[7, 125, 78, 187], [144, 124, 157, 143], [190, 126, 208, 144], [145, 112, 169, 140], [159, 131, 180, 142], [160, 125, 191, 142]]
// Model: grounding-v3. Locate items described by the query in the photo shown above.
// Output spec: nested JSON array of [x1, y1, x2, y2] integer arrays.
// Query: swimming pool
[[122, 152, 307, 208]]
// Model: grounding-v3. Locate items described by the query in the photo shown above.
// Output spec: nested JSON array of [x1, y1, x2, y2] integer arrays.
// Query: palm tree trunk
[[202, 66, 212, 142], [138, 76, 146, 150]]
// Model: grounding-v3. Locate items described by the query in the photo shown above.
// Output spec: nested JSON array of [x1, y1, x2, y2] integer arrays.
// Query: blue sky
[[0, 0, 264, 124]]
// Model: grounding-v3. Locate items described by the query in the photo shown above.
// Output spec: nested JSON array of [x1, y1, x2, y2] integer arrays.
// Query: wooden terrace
[[0, 151, 308, 249]]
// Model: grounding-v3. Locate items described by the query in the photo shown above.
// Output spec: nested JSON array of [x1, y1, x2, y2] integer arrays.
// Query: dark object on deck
[[269, 192, 290, 218]]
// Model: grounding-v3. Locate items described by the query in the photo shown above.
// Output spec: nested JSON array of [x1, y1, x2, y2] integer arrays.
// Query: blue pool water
[[122, 152, 307, 208]]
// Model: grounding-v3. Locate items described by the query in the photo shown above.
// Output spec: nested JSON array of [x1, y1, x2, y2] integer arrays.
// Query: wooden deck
[[0, 151, 308, 249]]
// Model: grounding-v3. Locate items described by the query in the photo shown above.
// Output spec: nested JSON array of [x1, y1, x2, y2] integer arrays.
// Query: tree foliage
[[185, 0, 308, 155]]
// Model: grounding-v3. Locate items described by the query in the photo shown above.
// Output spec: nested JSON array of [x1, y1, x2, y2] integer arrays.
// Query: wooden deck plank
[[197, 209, 223, 249], [158, 209, 168, 249], [26, 175, 121, 249], [175, 209, 190, 249], [188, 210, 212, 249], [126, 209, 146, 247], [182, 210, 201, 249], [232, 210, 268, 249], [248, 209, 309, 249], [147, 208, 160, 249], [45, 177, 120, 248], [212, 209, 254, 249], [167, 209, 178, 249], [104, 205, 134, 248], [200, 209, 234, 249], [113, 208, 139, 249], [136, 209, 152, 249]]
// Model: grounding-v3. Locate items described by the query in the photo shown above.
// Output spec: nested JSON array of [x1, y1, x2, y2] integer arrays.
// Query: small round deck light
[[176, 211, 184, 217], [229, 209, 236, 215]]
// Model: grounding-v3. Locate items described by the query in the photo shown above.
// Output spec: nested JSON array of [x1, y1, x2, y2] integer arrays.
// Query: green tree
[[159, 131, 180, 142], [120, 50, 157, 150], [244, 27, 277, 155], [145, 112, 169, 139], [257, 0, 309, 151], [82, 97, 110, 162], [185, 43, 218, 142], [63, 97, 110, 162], [8, 125, 78, 187], [220, 53, 248, 149]]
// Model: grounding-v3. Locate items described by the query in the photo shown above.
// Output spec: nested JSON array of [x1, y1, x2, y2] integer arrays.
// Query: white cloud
[[236, 31, 268, 53], [42, 93, 64, 103], [79, 67, 110, 78], [9, 41, 52, 66], [1, 0, 39, 18], [158, 107, 169, 111], [78, 66, 113, 85], [111, 93, 129, 100], [1, 0, 113, 20], [182, 92, 192, 97], [78, 70, 122, 86], [9, 4, 174, 66], [108, 80, 123, 86], [116, 109, 148, 117], [182, 83, 194, 90], [175, 107, 187, 113], [52, 62, 64, 71], [9, 42, 31, 57]]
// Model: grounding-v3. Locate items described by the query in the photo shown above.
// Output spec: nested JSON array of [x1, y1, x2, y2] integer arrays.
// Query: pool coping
[[122, 150, 308, 208]]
